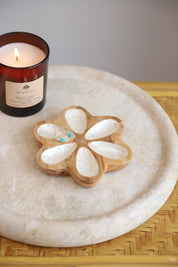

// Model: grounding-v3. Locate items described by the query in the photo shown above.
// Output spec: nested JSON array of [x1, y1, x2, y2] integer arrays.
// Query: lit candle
[[0, 43, 46, 68], [0, 32, 50, 117]]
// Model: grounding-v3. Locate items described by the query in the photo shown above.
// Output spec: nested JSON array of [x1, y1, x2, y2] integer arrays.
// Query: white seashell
[[37, 123, 60, 139], [85, 119, 120, 140], [88, 141, 128, 159], [41, 143, 77, 165], [65, 109, 87, 134], [37, 124, 75, 142], [76, 147, 99, 177]]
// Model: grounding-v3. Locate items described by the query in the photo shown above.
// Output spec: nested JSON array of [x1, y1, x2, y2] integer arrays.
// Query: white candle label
[[5, 76, 44, 108]]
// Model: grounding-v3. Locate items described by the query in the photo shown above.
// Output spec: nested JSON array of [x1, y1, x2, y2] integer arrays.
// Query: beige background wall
[[0, 0, 178, 81]]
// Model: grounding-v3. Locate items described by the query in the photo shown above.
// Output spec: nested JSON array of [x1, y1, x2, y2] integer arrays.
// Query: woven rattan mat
[[0, 83, 177, 260]]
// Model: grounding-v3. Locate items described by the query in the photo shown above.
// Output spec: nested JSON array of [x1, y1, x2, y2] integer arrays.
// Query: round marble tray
[[0, 65, 177, 247]]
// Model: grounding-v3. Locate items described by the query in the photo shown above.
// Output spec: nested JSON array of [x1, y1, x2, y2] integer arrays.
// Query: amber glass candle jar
[[0, 32, 50, 117]]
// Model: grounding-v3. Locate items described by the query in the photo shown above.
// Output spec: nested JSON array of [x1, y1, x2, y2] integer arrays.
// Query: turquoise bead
[[68, 131, 72, 137]]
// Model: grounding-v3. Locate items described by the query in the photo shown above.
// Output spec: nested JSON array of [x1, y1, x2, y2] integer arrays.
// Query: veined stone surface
[[0, 65, 177, 247]]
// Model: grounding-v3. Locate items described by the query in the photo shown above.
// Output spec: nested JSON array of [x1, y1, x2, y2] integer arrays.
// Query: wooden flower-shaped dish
[[34, 106, 132, 188]]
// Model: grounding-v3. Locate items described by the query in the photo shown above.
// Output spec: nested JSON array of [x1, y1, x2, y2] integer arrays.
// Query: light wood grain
[[134, 81, 178, 97], [0, 255, 177, 266]]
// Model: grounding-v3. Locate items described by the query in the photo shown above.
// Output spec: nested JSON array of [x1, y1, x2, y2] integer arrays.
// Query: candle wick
[[16, 56, 19, 61]]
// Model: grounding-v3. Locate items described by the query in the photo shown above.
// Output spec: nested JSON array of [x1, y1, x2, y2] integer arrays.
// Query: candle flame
[[14, 48, 20, 62]]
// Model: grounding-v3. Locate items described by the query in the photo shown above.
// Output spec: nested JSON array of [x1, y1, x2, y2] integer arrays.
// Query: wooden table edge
[[0, 255, 178, 266], [133, 81, 178, 97]]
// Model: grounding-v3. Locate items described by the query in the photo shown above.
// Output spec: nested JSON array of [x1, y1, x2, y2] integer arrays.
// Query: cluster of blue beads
[[61, 131, 72, 143]]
